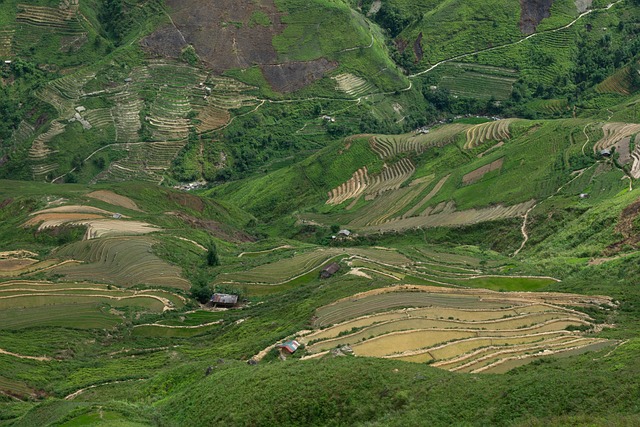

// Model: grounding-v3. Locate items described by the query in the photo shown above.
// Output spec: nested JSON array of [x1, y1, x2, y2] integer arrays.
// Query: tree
[[207, 242, 220, 266]]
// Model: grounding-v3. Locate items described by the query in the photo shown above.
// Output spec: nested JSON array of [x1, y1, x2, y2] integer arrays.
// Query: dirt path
[[513, 205, 536, 256], [513, 164, 593, 256], [581, 123, 594, 156], [0, 348, 52, 362], [238, 245, 293, 257], [64, 378, 146, 400], [409, 0, 623, 78], [132, 320, 222, 329]]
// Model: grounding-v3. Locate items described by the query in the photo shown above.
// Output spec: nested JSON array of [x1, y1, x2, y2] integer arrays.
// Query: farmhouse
[[210, 293, 238, 307], [277, 340, 300, 354], [600, 149, 612, 157], [338, 229, 351, 237], [320, 262, 340, 279]]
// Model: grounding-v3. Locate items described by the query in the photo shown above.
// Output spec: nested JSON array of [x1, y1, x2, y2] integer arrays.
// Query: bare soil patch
[[87, 190, 142, 212], [613, 137, 631, 165], [144, 0, 285, 73], [606, 198, 640, 254], [170, 211, 255, 243], [168, 192, 205, 213], [519, 0, 554, 35], [0, 259, 37, 272], [413, 32, 424, 63], [261, 59, 338, 93]]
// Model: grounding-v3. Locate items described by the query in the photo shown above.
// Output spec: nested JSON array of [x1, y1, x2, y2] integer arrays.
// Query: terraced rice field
[[326, 158, 415, 205], [525, 99, 569, 115], [369, 123, 471, 159], [596, 66, 634, 95], [24, 205, 158, 239], [438, 63, 518, 100], [348, 176, 448, 228], [630, 145, 640, 179], [0, 28, 14, 57], [215, 247, 411, 286], [52, 237, 191, 290], [464, 119, 516, 149], [332, 73, 373, 97], [300, 286, 614, 373], [592, 123, 640, 153], [29, 58, 258, 181], [0, 375, 38, 399], [16, 1, 82, 35], [359, 199, 536, 233], [86, 191, 142, 212], [28, 121, 65, 180], [92, 141, 188, 183], [0, 279, 185, 330], [132, 322, 221, 338]]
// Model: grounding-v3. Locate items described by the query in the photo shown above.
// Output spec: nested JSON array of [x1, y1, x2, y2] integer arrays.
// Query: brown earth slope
[[143, 0, 284, 72], [519, 0, 554, 35]]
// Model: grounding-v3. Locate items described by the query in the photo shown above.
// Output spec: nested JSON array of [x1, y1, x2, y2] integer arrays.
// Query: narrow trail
[[581, 123, 593, 156], [513, 165, 593, 257], [64, 378, 146, 400], [409, 0, 623, 78], [513, 205, 535, 257], [0, 348, 52, 362]]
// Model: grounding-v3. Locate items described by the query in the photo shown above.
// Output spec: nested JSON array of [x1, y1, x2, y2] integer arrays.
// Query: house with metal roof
[[210, 293, 238, 307], [277, 340, 300, 354]]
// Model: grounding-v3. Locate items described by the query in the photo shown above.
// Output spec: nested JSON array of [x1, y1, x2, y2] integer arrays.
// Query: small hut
[[277, 340, 300, 354], [210, 293, 238, 307], [600, 149, 612, 157], [320, 262, 340, 279]]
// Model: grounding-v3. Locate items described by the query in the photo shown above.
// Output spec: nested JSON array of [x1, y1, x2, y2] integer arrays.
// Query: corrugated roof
[[277, 340, 300, 353], [210, 293, 238, 304]]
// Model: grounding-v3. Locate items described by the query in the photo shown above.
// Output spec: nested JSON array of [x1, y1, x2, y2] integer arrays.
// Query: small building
[[210, 293, 238, 307], [338, 229, 351, 237], [112, 213, 122, 219], [320, 262, 340, 279], [600, 149, 612, 157], [579, 193, 589, 199], [277, 340, 300, 354]]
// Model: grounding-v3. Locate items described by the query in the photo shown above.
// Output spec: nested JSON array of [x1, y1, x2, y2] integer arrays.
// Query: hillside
[[2, 0, 640, 426]]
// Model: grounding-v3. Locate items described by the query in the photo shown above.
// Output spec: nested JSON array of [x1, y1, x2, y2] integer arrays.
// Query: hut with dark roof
[[320, 262, 340, 279]]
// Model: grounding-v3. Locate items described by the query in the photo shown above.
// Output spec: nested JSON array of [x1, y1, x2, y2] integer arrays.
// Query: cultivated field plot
[[299, 285, 615, 373], [326, 158, 415, 205], [31, 57, 258, 182], [369, 123, 472, 159], [214, 247, 411, 286], [359, 199, 536, 234], [0, 279, 185, 330], [596, 66, 635, 95], [464, 119, 518, 149], [332, 73, 373, 98], [24, 205, 158, 239], [52, 237, 191, 290], [437, 63, 518, 100], [92, 141, 188, 184], [631, 145, 640, 179], [462, 158, 504, 185], [592, 123, 640, 154], [86, 190, 142, 212]]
